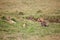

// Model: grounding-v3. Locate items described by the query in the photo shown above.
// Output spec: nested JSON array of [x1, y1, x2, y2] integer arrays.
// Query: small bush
[[1, 16, 6, 20], [37, 10, 42, 13], [11, 18, 16, 22], [19, 12, 24, 15]]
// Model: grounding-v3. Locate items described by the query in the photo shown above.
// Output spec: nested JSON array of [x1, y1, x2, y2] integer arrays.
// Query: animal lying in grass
[[26, 16, 49, 27], [1, 16, 16, 24], [37, 18, 49, 27]]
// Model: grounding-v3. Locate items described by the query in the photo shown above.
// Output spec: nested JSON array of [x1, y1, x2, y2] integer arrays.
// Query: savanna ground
[[0, 0, 60, 40]]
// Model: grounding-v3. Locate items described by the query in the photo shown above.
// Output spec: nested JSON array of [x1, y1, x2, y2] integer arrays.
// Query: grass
[[0, 13, 60, 40], [0, 0, 60, 40]]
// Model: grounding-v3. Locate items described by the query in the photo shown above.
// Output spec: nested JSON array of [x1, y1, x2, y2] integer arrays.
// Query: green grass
[[0, 10, 60, 40], [0, 0, 60, 40], [0, 15, 60, 40]]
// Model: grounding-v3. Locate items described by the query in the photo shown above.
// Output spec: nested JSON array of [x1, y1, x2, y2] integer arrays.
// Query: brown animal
[[6, 16, 11, 21], [37, 18, 45, 22], [6, 16, 16, 24], [37, 18, 49, 27]]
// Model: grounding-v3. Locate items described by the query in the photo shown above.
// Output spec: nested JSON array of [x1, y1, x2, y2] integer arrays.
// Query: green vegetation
[[0, 0, 60, 40], [0, 10, 60, 40]]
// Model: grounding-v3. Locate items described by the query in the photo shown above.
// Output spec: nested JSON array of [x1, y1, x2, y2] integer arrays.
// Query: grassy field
[[0, 0, 60, 40], [0, 11, 60, 40]]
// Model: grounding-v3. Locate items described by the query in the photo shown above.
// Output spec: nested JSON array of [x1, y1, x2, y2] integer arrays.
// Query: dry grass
[[41, 34, 60, 40], [0, 0, 60, 13], [0, 0, 60, 40]]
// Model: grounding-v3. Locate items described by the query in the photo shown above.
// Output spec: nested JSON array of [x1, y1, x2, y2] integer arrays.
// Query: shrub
[[11, 18, 16, 22], [1, 16, 6, 20], [37, 10, 42, 13], [19, 12, 24, 15]]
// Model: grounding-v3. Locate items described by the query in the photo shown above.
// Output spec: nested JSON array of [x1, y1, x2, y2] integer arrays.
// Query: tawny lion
[[37, 18, 49, 27]]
